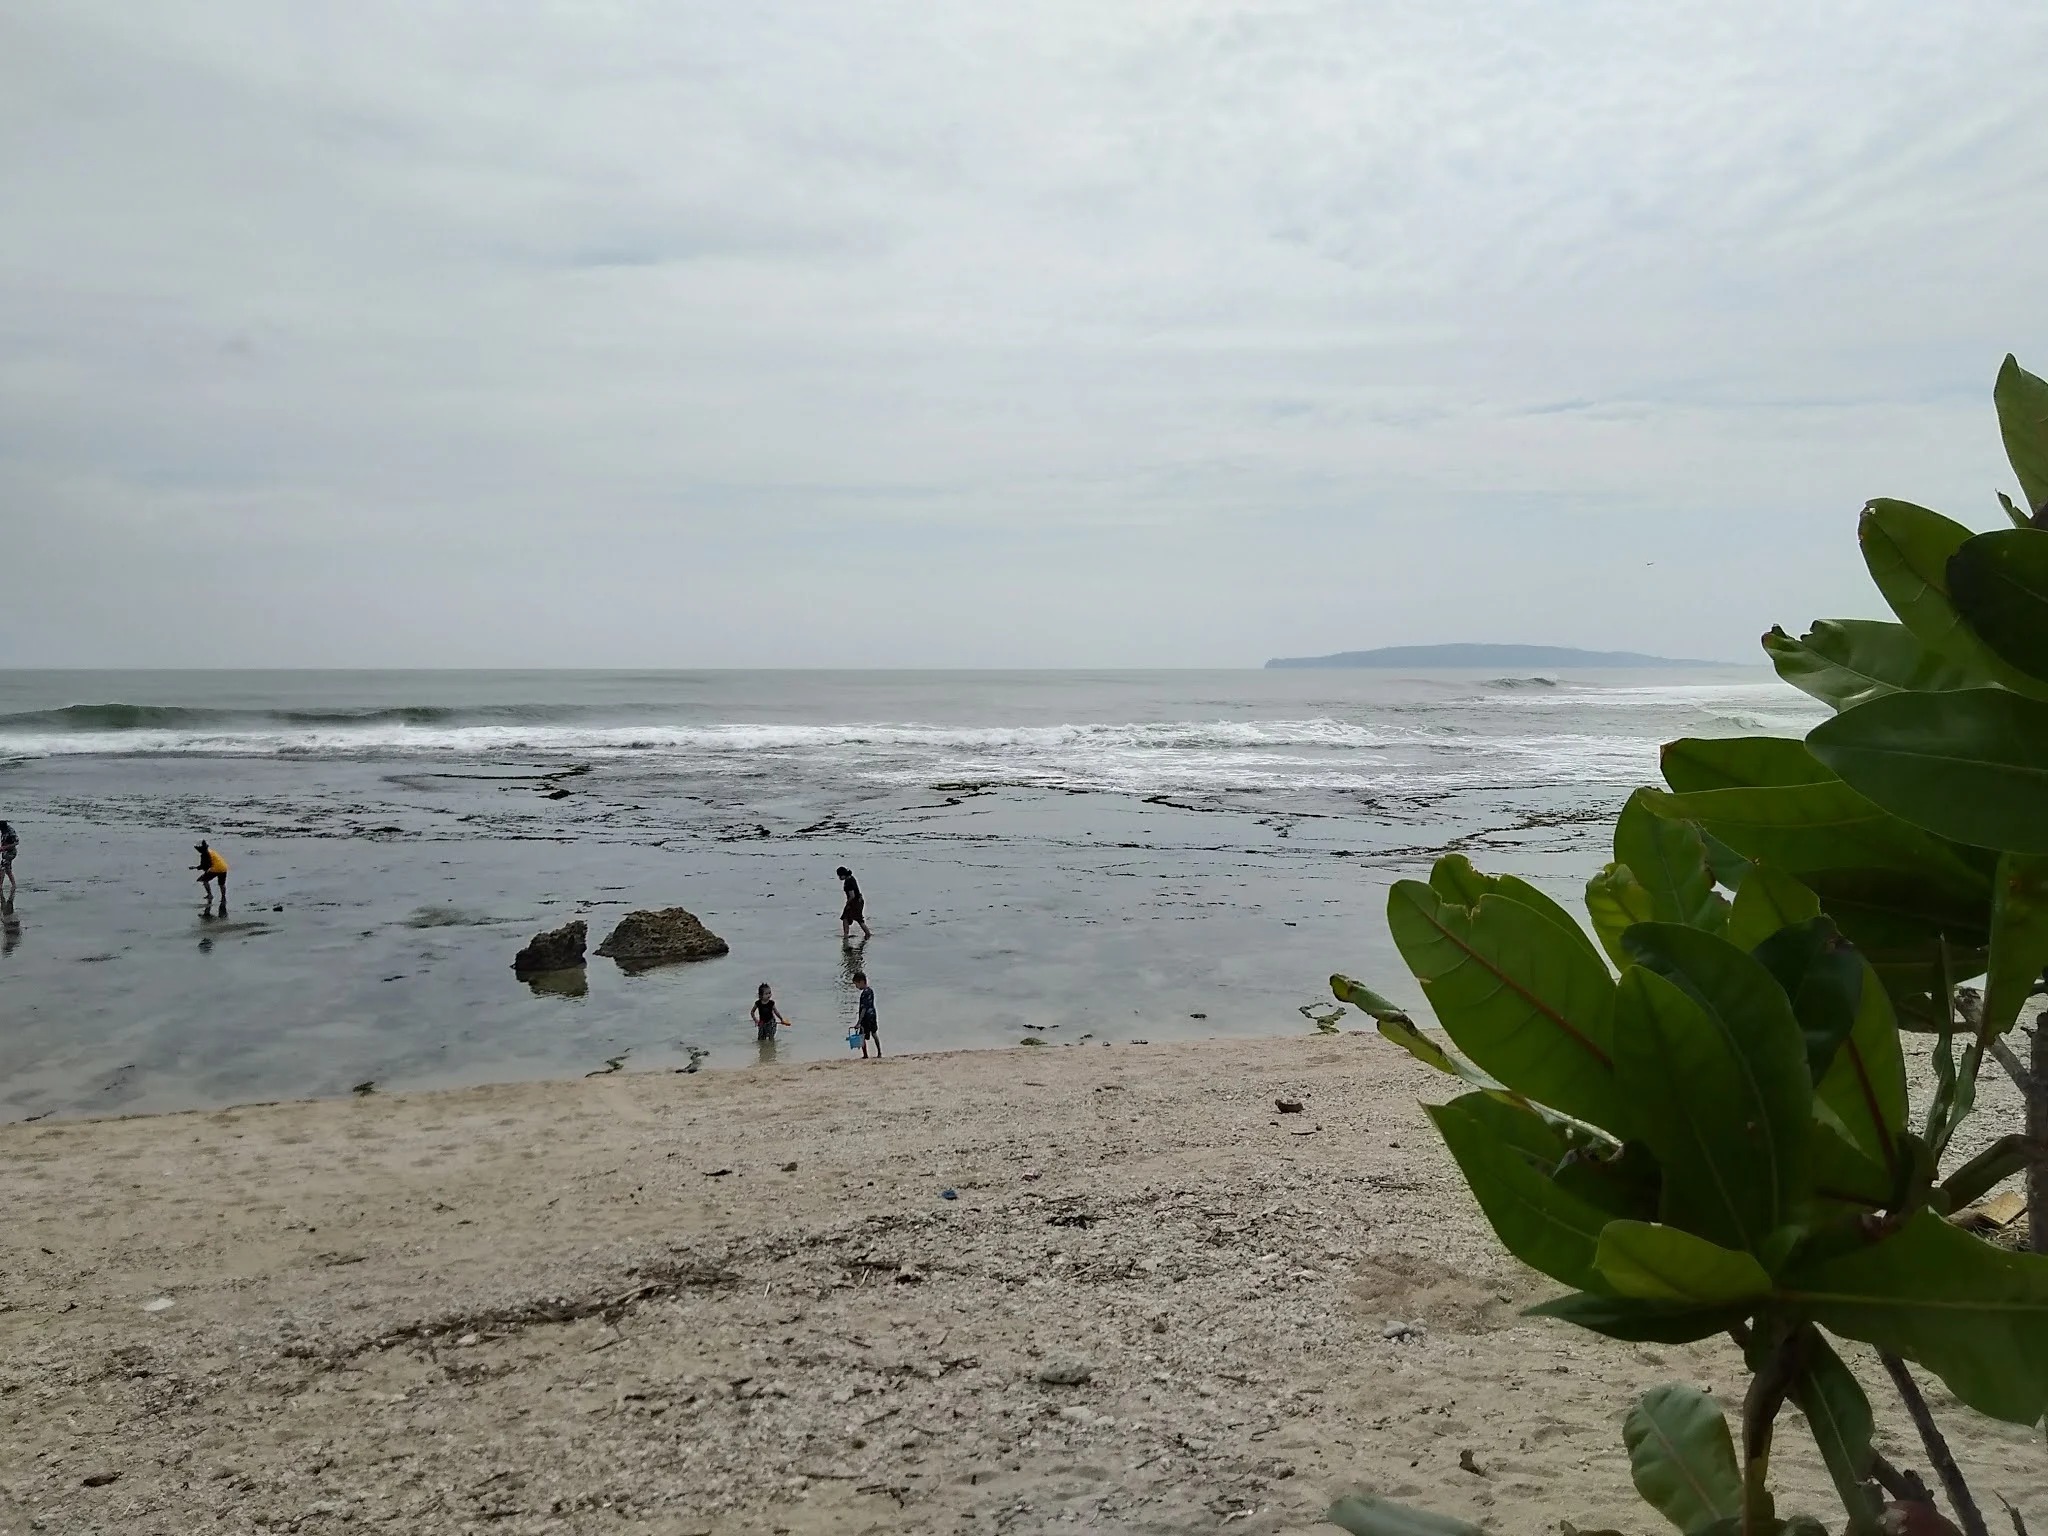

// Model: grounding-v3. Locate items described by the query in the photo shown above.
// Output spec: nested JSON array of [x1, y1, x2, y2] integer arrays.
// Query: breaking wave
[[0, 678, 1822, 797]]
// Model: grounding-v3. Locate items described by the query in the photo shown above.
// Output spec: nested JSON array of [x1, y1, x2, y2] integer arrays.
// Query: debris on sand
[[1035, 1360, 1093, 1386]]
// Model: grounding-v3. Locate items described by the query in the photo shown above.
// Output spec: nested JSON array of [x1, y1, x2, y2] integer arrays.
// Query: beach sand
[[3, 1036, 2040, 1535]]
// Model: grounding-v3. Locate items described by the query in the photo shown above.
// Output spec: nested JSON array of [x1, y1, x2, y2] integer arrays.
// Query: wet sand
[[0, 749, 1612, 1123], [3, 1036, 2040, 1535]]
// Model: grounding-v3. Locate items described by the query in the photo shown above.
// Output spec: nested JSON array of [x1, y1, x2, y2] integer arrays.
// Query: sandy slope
[[2, 1036, 2040, 1535]]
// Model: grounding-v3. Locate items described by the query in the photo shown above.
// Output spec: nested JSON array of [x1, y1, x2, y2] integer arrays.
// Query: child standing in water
[[194, 840, 229, 913], [750, 983, 786, 1043], [0, 821, 17, 901], [836, 865, 872, 940], [854, 970, 880, 1059]]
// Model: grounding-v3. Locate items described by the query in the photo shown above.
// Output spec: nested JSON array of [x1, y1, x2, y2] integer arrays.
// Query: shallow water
[[0, 668, 1815, 1121]]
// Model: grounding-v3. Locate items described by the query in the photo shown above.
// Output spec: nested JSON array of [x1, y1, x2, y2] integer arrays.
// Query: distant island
[[1264, 643, 1722, 669]]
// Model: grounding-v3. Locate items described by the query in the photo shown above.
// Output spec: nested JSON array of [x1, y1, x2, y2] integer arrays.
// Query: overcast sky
[[4, 2, 2047, 667]]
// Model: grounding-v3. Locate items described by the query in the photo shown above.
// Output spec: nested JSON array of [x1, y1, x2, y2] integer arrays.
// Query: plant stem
[[1869, 1452, 1935, 1506], [1879, 1350, 1989, 1536], [2030, 1024, 2047, 1256], [1740, 1325, 1808, 1536], [1989, 1035, 2028, 1092]]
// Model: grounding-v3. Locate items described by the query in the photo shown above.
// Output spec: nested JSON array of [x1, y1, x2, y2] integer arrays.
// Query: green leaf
[[1326, 1496, 1483, 1536], [1948, 528, 2048, 683], [1858, 499, 2048, 697], [1792, 1335, 1879, 1530], [1525, 1291, 1746, 1344], [1763, 619, 1991, 712], [1623, 1383, 1744, 1535], [1330, 974, 1415, 1026], [1808, 688, 2048, 854], [1923, 945, 1962, 1156], [1779, 1209, 2048, 1425], [1646, 782, 1993, 891], [1617, 927, 1814, 1252], [1768, 867, 1985, 1034], [1725, 866, 1822, 954], [1811, 959, 1907, 1181], [1809, 1121, 1894, 1214], [1656, 754, 1993, 1018], [1981, 852, 2048, 1038], [1373, 1016, 1462, 1077], [1386, 882, 1625, 1134], [1995, 352, 2048, 521], [1749, 918, 1863, 1083], [1428, 852, 1493, 906], [1457, 1087, 1572, 1169], [1587, 862, 1658, 969], [1331, 979, 1630, 1149], [1496, 873, 1612, 971], [2000, 490, 2032, 530], [1426, 854, 1609, 971], [1662, 736, 1837, 794], [1594, 1222, 1773, 1304], [1428, 1095, 1613, 1292], [1554, 1138, 1664, 1223], [1701, 832, 1751, 892], [1617, 790, 1728, 932]]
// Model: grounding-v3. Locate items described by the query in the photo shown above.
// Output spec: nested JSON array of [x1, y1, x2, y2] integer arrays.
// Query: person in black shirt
[[836, 865, 872, 940], [750, 983, 786, 1043], [853, 970, 880, 1059], [0, 821, 16, 902]]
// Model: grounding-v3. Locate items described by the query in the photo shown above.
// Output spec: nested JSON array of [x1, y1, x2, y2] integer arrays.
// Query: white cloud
[[3, 1, 2047, 665]]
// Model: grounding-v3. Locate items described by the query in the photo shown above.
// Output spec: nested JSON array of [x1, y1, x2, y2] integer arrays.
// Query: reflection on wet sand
[[524, 968, 589, 1000], [2, 899, 19, 956], [836, 938, 868, 1014]]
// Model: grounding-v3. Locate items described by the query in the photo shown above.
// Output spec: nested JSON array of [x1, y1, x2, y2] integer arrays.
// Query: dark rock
[[595, 908, 729, 972], [1035, 1360, 1092, 1386], [512, 920, 587, 974], [1276, 1099, 1304, 1114]]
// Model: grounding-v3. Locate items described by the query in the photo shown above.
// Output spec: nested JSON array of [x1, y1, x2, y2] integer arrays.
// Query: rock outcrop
[[595, 908, 729, 972], [512, 919, 587, 974]]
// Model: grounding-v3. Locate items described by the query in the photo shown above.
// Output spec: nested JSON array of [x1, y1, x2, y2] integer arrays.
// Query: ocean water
[[0, 669, 1818, 1121]]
